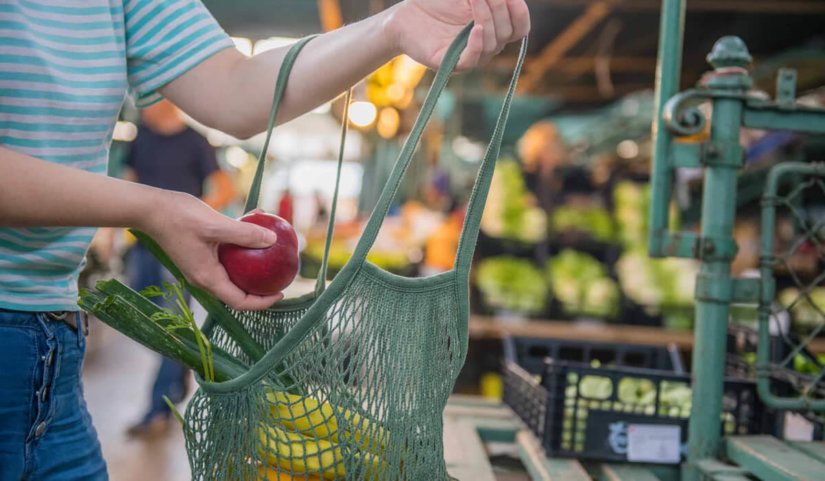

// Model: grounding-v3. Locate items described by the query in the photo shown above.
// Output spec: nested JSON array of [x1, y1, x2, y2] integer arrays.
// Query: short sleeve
[[124, 0, 234, 107]]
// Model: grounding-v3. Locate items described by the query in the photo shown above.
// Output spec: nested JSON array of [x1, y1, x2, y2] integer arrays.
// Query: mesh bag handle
[[244, 35, 314, 213], [200, 37, 346, 342], [348, 24, 527, 275], [314, 88, 352, 294], [195, 24, 528, 393], [454, 39, 527, 272], [242, 34, 349, 294]]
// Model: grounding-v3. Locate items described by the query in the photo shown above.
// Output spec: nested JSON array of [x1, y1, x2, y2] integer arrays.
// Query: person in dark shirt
[[123, 99, 234, 437]]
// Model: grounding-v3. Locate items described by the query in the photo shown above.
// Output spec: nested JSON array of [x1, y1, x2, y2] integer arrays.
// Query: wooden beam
[[492, 55, 658, 74], [317, 0, 343, 31], [533, 83, 653, 101], [518, 0, 613, 93], [529, 0, 825, 13], [470, 315, 696, 349]]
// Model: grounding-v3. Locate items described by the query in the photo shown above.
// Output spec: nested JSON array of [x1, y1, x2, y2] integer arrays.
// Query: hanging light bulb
[[348, 101, 377, 128], [377, 107, 400, 139]]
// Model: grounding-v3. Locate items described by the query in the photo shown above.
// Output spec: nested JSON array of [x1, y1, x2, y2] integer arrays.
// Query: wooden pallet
[[444, 396, 662, 481]]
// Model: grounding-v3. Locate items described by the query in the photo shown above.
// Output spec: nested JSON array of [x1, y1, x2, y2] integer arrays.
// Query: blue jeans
[[127, 244, 190, 421], [0, 309, 107, 481]]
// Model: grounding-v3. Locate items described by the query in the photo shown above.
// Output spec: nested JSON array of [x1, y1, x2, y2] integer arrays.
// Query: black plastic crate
[[502, 336, 681, 450], [502, 336, 684, 376], [502, 336, 763, 464], [539, 361, 762, 463]]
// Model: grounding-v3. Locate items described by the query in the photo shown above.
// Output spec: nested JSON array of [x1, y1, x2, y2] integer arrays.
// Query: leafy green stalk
[[129, 229, 266, 362], [142, 282, 215, 383], [79, 283, 248, 381]]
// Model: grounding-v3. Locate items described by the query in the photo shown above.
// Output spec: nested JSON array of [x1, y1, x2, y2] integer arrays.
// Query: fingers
[[190, 264, 283, 311], [465, 0, 530, 69], [236, 292, 284, 311], [507, 0, 531, 39], [211, 218, 277, 248], [471, 0, 498, 62], [488, 0, 513, 47], [457, 24, 485, 71]]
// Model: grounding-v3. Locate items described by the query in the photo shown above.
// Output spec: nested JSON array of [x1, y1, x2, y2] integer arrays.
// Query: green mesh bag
[[168, 25, 524, 481]]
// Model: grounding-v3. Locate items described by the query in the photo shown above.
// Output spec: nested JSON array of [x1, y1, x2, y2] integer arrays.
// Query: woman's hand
[[387, 0, 530, 71], [141, 192, 283, 311]]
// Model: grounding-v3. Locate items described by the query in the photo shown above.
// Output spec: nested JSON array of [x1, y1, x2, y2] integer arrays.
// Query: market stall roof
[[206, 0, 825, 108]]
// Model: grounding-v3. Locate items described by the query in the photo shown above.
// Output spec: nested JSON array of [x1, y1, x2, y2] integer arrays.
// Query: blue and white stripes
[[0, 0, 232, 311]]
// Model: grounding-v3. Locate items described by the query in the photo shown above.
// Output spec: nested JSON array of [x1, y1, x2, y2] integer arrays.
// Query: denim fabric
[[0, 309, 107, 481]]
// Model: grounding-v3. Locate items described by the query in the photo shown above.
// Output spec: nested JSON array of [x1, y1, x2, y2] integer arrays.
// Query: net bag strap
[[240, 34, 347, 295], [244, 34, 314, 213], [314, 88, 352, 294], [346, 24, 472, 264], [454, 38, 527, 272], [348, 24, 527, 273]]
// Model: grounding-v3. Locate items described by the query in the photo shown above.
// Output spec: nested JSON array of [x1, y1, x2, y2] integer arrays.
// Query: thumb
[[218, 219, 277, 248]]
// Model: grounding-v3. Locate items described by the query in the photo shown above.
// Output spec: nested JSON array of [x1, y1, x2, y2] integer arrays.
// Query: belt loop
[[77, 311, 88, 347]]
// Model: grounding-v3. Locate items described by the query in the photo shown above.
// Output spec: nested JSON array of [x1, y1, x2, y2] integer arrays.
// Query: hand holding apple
[[218, 212, 300, 297]]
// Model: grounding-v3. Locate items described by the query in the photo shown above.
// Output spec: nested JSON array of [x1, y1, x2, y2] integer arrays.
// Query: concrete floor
[[83, 321, 191, 481]]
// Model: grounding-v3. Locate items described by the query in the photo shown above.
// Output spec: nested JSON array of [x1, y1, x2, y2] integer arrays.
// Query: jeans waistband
[[0, 308, 88, 336]]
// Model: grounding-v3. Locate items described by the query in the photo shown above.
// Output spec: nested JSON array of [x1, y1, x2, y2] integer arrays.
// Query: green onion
[[129, 229, 266, 362], [79, 281, 247, 381]]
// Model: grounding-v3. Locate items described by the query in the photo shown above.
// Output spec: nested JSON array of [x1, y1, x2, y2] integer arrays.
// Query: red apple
[[218, 212, 299, 296]]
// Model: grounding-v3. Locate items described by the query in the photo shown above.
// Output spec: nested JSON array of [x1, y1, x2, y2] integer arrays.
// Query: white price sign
[[626, 424, 681, 464]]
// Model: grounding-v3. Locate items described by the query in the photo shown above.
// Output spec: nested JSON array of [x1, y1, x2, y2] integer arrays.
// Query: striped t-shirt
[[0, 0, 233, 311]]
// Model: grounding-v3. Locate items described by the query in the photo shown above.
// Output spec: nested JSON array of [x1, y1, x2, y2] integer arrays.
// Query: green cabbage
[[475, 256, 548, 314]]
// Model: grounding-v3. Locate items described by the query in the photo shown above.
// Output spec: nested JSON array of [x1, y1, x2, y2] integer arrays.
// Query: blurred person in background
[[122, 99, 235, 437], [518, 120, 570, 211], [277, 188, 295, 224]]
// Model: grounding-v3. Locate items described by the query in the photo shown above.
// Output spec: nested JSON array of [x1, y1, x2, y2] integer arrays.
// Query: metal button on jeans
[[34, 421, 47, 437]]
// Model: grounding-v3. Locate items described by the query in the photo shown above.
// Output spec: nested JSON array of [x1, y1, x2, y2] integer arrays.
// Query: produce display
[[612, 180, 650, 247], [793, 353, 825, 375], [302, 241, 410, 277], [546, 249, 619, 318], [480, 159, 547, 243], [475, 256, 548, 315], [550, 206, 614, 242], [616, 249, 698, 308], [218, 212, 299, 296], [778, 287, 825, 335]]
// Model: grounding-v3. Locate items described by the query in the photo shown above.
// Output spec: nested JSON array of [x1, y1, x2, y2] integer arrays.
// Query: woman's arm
[[0, 147, 282, 310], [161, 0, 530, 138]]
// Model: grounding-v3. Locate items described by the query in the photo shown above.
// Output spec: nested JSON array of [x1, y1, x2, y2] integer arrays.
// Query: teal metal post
[[648, 0, 685, 256], [683, 39, 752, 481]]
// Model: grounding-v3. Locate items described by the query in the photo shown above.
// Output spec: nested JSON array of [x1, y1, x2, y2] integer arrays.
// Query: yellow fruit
[[258, 465, 322, 481], [257, 424, 346, 480], [266, 391, 338, 440], [263, 389, 390, 469]]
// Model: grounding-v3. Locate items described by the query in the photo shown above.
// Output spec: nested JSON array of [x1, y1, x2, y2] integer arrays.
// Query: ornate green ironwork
[[758, 163, 825, 412], [648, 1, 825, 479]]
